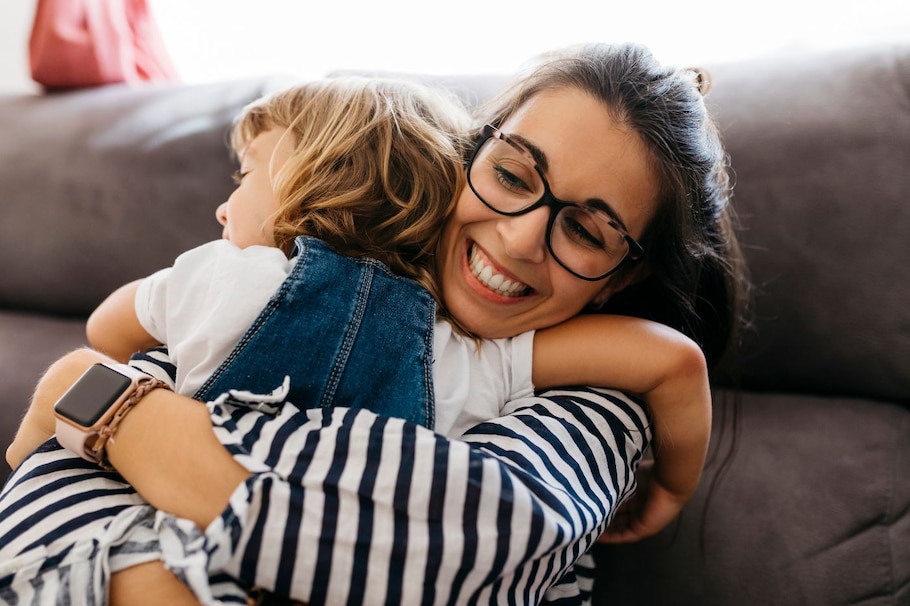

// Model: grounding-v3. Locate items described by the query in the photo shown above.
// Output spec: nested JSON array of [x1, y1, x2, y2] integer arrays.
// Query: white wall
[[151, 0, 910, 85], [1, 0, 907, 93], [0, 0, 39, 93]]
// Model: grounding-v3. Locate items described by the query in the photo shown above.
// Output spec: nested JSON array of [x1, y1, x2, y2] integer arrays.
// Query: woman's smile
[[466, 241, 533, 299]]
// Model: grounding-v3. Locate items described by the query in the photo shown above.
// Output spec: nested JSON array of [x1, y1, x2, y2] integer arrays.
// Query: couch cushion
[[595, 390, 910, 605], [707, 44, 910, 402], [0, 311, 89, 483], [0, 77, 292, 317]]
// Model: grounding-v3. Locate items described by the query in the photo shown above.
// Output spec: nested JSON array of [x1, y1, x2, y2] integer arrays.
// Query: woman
[[1, 42, 745, 604]]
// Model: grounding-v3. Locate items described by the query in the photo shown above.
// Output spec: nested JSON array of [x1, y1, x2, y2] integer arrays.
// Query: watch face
[[54, 364, 133, 427]]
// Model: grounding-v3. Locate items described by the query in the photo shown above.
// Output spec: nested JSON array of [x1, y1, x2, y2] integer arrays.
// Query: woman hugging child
[[7, 66, 712, 604]]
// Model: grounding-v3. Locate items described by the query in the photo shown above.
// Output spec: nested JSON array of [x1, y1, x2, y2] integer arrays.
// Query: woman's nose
[[496, 207, 549, 263], [215, 202, 228, 226]]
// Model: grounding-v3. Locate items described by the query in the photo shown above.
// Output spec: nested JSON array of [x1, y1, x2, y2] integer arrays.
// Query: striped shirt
[[0, 352, 650, 605]]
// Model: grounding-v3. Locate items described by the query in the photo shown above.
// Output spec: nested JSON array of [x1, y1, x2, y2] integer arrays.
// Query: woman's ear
[[591, 263, 650, 308]]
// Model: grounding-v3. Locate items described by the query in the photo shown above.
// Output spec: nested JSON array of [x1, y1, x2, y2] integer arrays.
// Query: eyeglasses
[[467, 124, 644, 281]]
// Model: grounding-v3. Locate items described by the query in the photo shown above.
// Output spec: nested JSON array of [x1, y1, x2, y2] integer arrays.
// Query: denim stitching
[[422, 298, 436, 430], [320, 262, 372, 409]]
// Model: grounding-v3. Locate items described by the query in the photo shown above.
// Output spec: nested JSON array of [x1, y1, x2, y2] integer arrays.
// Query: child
[[7, 71, 712, 604]]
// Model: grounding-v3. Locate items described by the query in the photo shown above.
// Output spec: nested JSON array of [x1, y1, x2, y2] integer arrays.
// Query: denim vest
[[194, 236, 436, 429]]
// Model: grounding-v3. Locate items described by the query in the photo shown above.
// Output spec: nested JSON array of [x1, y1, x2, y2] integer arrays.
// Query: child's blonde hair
[[230, 76, 471, 304]]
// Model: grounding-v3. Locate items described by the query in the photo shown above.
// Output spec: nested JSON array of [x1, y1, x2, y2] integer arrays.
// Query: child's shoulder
[[168, 240, 292, 283], [178, 239, 286, 263]]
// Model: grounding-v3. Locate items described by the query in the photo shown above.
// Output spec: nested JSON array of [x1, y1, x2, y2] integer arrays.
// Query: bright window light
[[152, 0, 909, 84]]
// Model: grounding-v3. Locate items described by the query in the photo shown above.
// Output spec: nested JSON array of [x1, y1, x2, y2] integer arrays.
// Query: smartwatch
[[54, 362, 168, 467]]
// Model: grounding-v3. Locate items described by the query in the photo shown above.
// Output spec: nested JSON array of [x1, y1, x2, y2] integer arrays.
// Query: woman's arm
[[86, 280, 161, 362], [533, 314, 711, 542], [15, 348, 648, 603], [6, 347, 101, 468], [182, 388, 649, 604], [107, 386, 251, 528]]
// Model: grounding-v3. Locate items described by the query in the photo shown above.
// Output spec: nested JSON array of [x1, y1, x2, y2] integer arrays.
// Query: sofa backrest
[[706, 43, 910, 403], [0, 77, 290, 317]]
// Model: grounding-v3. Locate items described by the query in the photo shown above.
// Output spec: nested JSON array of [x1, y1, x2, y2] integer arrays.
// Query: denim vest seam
[[422, 300, 436, 429], [319, 262, 373, 409]]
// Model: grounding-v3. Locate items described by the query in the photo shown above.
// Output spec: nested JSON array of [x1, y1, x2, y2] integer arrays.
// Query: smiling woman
[[0, 24, 908, 603], [466, 124, 646, 281], [437, 87, 658, 339]]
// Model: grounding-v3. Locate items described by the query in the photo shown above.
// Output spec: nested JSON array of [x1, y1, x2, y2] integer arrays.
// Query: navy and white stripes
[[0, 382, 649, 605]]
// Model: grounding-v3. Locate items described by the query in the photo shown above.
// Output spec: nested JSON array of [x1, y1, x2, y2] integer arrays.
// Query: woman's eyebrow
[[510, 132, 631, 231], [509, 133, 549, 173], [585, 198, 629, 231]]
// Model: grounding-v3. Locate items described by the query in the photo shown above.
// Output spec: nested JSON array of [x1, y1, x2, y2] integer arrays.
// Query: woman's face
[[437, 88, 660, 339], [216, 127, 294, 249]]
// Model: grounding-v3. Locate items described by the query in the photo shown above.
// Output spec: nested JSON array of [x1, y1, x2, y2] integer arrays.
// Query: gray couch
[[1, 43, 908, 605]]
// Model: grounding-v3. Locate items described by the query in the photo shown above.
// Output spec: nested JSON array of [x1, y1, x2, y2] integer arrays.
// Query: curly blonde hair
[[230, 76, 471, 304]]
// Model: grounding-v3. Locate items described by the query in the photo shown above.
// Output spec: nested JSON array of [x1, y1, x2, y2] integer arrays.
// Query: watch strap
[[55, 413, 98, 460]]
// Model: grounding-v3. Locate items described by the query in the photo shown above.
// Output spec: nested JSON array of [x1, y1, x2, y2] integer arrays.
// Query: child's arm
[[532, 314, 711, 542], [86, 280, 160, 362]]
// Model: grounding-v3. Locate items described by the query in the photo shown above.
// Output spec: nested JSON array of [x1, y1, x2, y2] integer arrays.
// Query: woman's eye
[[232, 169, 249, 185], [563, 215, 605, 249], [493, 165, 532, 193]]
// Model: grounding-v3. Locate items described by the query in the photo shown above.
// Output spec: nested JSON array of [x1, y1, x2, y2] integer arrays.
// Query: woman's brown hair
[[476, 43, 749, 367]]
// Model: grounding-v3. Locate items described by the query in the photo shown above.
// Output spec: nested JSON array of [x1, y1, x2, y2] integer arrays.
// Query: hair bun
[[687, 67, 713, 96]]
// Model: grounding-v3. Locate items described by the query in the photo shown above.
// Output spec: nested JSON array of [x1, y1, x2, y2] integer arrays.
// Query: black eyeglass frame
[[466, 124, 645, 282]]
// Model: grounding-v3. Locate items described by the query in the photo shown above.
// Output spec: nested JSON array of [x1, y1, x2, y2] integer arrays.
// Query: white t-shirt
[[134, 240, 535, 437]]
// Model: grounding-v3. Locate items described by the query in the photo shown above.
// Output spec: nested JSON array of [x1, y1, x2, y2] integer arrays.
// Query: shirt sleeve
[[133, 239, 231, 345], [188, 388, 650, 604], [508, 329, 536, 400], [134, 266, 173, 345], [134, 240, 293, 394]]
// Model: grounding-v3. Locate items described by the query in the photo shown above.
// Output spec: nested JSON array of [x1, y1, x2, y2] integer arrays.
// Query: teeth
[[469, 245, 529, 297]]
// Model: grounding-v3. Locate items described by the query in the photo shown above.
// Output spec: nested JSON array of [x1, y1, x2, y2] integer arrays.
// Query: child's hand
[[6, 348, 111, 469], [7, 373, 62, 468], [6, 414, 55, 470], [598, 462, 688, 543]]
